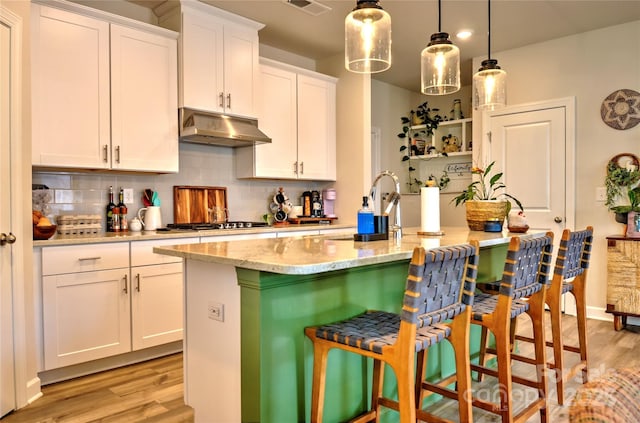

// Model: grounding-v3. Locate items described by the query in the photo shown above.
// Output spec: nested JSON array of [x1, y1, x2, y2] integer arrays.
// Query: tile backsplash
[[33, 143, 333, 228]]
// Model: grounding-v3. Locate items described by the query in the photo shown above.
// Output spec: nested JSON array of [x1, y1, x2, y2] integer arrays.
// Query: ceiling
[[132, 0, 640, 92]]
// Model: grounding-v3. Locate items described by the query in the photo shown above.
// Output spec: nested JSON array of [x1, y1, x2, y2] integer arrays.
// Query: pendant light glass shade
[[473, 59, 506, 110], [473, 0, 506, 110], [421, 32, 460, 95], [345, 0, 391, 73]]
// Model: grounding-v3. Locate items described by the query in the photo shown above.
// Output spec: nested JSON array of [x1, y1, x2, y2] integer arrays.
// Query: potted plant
[[397, 101, 442, 192], [604, 154, 640, 223], [452, 161, 523, 230]]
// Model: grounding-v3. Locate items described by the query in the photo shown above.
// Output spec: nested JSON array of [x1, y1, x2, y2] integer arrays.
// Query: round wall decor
[[600, 89, 640, 130]]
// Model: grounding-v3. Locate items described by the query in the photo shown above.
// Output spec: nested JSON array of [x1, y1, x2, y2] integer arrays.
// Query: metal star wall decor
[[601, 89, 640, 130]]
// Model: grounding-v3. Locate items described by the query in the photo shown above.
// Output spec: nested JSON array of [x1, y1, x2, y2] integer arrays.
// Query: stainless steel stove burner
[[167, 221, 265, 231]]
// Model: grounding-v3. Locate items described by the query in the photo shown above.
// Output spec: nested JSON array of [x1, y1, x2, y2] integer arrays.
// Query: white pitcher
[[137, 206, 162, 231]]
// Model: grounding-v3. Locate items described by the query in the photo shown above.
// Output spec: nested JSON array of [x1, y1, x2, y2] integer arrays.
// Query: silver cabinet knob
[[554, 216, 563, 223], [0, 233, 16, 246]]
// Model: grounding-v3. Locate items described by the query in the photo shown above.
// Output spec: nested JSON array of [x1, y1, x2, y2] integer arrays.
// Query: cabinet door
[[31, 4, 110, 169], [110, 24, 178, 173], [131, 263, 184, 350], [42, 269, 131, 370], [222, 25, 259, 118], [181, 11, 224, 112], [249, 65, 298, 178], [297, 75, 336, 181]]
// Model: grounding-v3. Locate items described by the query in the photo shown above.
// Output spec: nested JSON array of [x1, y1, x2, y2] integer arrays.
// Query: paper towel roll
[[420, 187, 441, 234]]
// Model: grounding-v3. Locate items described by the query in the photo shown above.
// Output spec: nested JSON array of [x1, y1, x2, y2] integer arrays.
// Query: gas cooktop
[[166, 221, 268, 231]]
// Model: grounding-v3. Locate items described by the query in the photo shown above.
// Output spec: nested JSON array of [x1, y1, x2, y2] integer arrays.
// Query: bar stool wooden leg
[[309, 341, 331, 423], [573, 280, 589, 384], [528, 292, 549, 422], [546, 285, 565, 405], [450, 311, 473, 423], [477, 326, 489, 382]]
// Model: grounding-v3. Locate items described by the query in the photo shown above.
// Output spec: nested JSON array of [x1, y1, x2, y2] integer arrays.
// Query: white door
[[0, 13, 16, 418], [485, 98, 575, 232]]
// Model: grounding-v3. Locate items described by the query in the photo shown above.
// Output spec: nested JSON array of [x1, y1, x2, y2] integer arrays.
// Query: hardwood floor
[[1, 353, 193, 423], [2, 316, 638, 422]]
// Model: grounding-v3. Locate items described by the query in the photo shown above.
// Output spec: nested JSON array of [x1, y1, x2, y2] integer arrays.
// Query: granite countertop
[[33, 223, 356, 247], [154, 226, 548, 275]]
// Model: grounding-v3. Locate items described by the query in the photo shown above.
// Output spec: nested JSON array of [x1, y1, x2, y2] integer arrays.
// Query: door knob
[[0, 232, 17, 246], [554, 216, 563, 223]]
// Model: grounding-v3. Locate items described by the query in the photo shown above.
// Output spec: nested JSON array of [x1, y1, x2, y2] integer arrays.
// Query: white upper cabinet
[[31, 5, 111, 169], [110, 24, 178, 172], [236, 59, 337, 181], [161, 0, 262, 118], [31, 2, 179, 173]]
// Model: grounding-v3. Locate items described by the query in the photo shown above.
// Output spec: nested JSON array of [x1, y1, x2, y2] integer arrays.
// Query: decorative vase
[[465, 200, 509, 231]]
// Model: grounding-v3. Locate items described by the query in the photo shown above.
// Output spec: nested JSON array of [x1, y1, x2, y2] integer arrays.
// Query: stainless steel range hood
[[179, 108, 271, 147]]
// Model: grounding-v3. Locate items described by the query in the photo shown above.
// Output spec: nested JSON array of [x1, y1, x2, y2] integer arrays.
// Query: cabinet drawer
[[131, 238, 199, 267], [42, 243, 129, 275]]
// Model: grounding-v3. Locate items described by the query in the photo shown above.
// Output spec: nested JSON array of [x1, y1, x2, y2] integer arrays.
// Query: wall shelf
[[408, 118, 472, 159]]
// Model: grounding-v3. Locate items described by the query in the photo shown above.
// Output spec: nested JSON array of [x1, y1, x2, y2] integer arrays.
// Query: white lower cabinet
[[41, 238, 198, 370], [42, 243, 130, 370], [42, 269, 131, 370], [129, 238, 198, 351], [131, 262, 184, 350]]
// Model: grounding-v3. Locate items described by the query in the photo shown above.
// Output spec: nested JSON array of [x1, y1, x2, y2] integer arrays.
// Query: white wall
[[471, 20, 640, 318]]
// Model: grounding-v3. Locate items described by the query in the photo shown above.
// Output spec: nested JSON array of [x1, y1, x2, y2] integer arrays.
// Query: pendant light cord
[[438, 0, 442, 32], [487, 0, 492, 60]]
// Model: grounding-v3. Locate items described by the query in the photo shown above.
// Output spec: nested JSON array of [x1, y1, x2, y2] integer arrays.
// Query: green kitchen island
[[154, 227, 546, 423]]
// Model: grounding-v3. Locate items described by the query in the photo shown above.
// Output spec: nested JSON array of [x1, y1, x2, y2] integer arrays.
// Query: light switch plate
[[595, 187, 606, 202], [123, 188, 134, 204]]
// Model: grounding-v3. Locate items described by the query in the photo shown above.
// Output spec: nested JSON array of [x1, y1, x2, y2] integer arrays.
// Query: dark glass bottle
[[117, 188, 128, 232], [106, 186, 116, 232]]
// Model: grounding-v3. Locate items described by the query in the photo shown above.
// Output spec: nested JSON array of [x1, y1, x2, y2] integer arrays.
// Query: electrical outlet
[[208, 302, 224, 322], [595, 187, 606, 202], [123, 188, 134, 204]]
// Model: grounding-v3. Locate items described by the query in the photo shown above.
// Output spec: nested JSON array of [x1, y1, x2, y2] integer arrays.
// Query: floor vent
[[283, 0, 331, 16]]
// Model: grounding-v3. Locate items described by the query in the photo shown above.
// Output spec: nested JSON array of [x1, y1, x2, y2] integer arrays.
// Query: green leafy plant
[[397, 101, 442, 193], [452, 161, 523, 211], [605, 161, 640, 213]]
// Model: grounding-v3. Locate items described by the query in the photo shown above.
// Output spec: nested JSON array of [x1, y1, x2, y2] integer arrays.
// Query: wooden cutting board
[[173, 186, 228, 224]]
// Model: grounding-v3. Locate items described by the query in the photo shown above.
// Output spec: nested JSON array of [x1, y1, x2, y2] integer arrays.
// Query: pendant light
[[345, 0, 391, 73], [421, 0, 460, 95], [473, 0, 506, 110]]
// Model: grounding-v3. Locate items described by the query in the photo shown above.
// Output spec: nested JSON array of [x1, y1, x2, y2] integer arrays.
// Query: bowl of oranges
[[32, 210, 57, 240]]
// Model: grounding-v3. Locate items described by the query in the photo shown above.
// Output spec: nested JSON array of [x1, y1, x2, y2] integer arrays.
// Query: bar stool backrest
[[554, 227, 593, 280], [402, 244, 479, 329], [500, 234, 554, 300]]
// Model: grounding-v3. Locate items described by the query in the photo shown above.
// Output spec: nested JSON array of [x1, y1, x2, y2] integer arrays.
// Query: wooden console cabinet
[[606, 236, 640, 330]]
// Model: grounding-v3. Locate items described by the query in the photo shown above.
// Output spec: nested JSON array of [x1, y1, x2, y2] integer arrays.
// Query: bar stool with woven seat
[[511, 226, 593, 405], [421, 234, 554, 423], [304, 242, 479, 423]]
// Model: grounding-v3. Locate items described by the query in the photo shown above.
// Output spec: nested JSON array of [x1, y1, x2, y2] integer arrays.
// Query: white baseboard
[[25, 377, 42, 406]]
